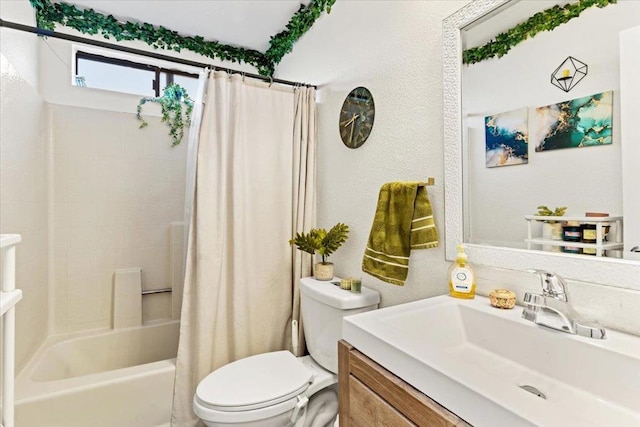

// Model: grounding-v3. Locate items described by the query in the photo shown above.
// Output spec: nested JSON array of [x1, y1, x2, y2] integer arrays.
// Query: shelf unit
[[525, 215, 623, 257], [1, 234, 22, 427]]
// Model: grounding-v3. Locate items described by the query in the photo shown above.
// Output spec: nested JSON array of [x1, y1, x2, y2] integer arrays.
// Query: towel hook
[[418, 177, 435, 187]]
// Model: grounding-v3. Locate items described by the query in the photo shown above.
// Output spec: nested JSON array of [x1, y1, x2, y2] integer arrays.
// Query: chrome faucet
[[522, 269, 606, 339]]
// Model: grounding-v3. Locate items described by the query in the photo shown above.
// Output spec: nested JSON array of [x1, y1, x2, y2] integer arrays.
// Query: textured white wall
[[276, 0, 640, 336], [277, 1, 468, 307], [0, 4, 49, 370]]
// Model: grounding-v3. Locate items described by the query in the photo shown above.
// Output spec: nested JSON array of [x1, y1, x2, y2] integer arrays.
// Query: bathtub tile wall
[[51, 105, 187, 332], [143, 294, 173, 323], [0, 52, 49, 371]]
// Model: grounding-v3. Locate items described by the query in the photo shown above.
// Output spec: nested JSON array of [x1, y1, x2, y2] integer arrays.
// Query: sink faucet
[[522, 269, 606, 339]]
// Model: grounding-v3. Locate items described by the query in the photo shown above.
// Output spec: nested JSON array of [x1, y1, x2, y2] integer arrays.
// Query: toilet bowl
[[193, 352, 336, 426], [193, 277, 380, 426]]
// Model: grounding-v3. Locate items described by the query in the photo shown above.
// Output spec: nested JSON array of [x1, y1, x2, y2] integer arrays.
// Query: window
[[74, 50, 199, 98]]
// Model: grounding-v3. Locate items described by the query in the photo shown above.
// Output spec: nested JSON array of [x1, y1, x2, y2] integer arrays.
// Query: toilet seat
[[194, 351, 313, 423]]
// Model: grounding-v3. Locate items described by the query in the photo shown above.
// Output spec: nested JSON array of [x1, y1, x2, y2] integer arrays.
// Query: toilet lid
[[196, 351, 312, 412]]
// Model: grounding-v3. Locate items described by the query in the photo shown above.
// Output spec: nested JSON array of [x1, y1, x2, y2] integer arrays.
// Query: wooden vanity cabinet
[[338, 340, 471, 427]]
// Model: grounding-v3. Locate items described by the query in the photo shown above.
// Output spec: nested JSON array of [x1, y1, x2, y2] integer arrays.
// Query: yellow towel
[[362, 182, 439, 286]]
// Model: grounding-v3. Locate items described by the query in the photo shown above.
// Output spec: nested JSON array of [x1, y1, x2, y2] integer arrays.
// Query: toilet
[[193, 277, 380, 426]]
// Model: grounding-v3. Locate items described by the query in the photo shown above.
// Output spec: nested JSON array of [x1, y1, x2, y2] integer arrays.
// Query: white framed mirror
[[443, 0, 640, 289]]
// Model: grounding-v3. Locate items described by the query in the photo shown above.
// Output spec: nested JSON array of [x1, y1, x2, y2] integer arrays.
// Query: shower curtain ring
[[269, 76, 273, 87]]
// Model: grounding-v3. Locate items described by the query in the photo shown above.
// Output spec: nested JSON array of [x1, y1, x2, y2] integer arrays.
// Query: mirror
[[443, 0, 640, 289]]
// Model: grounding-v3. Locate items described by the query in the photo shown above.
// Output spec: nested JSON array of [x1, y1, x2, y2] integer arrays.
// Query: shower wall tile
[[122, 225, 169, 249], [50, 105, 187, 332], [53, 154, 68, 202], [1, 58, 49, 372], [142, 293, 172, 322], [67, 226, 98, 250], [67, 203, 99, 227]]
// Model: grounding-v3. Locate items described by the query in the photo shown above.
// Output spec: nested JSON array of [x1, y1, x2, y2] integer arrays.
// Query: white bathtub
[[14, 321, 179, 427]]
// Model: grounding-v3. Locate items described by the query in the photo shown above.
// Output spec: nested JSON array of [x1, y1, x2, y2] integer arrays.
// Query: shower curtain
[[171, 71, 316, 426]]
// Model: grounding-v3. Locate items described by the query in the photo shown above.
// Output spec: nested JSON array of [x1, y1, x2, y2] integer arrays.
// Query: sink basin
[[343, 295, 640, 427]]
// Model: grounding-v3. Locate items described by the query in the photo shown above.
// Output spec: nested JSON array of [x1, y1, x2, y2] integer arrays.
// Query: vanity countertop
[[342, 294, 640, 427]]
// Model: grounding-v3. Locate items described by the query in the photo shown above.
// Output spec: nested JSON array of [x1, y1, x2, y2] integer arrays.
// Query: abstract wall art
[[484, 107, 529, 168], [533, 91, 613, 152]]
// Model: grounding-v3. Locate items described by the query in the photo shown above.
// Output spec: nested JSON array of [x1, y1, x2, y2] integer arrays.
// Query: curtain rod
[[0, 19, 315, 89]]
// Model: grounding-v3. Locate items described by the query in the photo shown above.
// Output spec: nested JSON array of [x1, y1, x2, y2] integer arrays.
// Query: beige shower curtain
[[171, 71, 316, 426], [291, 87, 316, 357]]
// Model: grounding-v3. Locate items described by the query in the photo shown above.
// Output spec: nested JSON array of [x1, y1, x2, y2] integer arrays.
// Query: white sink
[[343, 295, 640, 427]]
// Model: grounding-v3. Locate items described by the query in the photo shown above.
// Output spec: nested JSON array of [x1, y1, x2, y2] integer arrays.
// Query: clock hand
[[340, 113, 360, 127], [349, 117, 356, 144]]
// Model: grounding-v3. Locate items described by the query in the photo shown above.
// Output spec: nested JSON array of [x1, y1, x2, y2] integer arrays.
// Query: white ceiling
[[67, 0, 312, 52]]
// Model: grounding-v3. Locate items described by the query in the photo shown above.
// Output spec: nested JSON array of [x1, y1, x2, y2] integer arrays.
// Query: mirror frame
[[443, 0, 640, 290]]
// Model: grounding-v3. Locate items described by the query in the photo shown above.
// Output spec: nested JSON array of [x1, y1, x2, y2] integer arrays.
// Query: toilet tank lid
[[300, 277, 380, 309]]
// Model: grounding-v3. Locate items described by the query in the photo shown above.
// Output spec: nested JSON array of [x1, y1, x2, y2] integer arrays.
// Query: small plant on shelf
[[535, 205, 567, 223], [289, 223, 349, 281]]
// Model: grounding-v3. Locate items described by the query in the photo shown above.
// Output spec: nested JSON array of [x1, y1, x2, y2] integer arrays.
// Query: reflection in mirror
[[459, 0, 640, 260], [443, 0, 640, 289]]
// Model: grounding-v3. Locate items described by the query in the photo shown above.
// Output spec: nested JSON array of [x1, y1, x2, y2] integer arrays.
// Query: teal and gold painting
[[484, 107, 529, 168], [533, 91, 613, 152]]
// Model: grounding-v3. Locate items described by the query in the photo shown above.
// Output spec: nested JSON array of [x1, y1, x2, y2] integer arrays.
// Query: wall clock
[[339, 87, 375, 149]]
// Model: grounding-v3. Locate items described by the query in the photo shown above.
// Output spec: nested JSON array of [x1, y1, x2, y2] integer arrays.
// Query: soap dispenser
[[448, 244, 476, 299]]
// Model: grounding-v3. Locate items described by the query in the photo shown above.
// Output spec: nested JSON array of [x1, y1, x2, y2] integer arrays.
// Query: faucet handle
[[526, 269, 569, 302]]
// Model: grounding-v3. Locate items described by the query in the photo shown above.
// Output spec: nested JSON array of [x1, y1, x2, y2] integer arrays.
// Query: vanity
[[338, 341, 469, 427], [338, 295, 640, 427]]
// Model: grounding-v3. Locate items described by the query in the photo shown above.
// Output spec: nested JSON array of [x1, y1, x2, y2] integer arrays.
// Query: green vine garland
[[29, 0, 335, 76], [266, 0, 336, 66], [137, 83, 194, 147], [463, 0, 616, 65]]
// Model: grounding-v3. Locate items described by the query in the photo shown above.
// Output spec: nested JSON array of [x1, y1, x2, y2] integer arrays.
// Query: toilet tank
[[300, 277, 380, 374]]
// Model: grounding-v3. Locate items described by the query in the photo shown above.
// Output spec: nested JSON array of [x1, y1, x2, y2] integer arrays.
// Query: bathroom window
[[74, 50, 199, 97]]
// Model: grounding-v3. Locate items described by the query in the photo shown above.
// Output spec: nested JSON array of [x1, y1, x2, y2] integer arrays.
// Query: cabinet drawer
[[339, 340, 471, 427], [349, 375, 414, 426]]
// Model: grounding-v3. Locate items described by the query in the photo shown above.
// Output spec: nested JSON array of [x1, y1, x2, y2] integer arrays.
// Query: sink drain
[[519, 385, 546, 400]]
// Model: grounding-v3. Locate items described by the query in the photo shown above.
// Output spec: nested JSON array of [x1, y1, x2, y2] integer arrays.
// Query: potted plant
[[289, 223, 349, 281], [137, 83, 194, 147], [535, 205, 567, 251]]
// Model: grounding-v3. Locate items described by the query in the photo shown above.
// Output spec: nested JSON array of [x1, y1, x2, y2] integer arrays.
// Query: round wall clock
[[339, 87, 375, 149]]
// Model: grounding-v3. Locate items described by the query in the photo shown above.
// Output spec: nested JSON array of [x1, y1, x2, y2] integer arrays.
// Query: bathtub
[[14, 320, 179, 427]]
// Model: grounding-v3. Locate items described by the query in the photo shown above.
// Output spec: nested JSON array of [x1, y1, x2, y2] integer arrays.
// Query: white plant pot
[[314, 262, 334, 281]]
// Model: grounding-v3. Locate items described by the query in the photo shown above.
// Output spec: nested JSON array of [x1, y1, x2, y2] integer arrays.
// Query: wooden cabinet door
[[339, 340, 471, 427], [349, 376, 415, 426]]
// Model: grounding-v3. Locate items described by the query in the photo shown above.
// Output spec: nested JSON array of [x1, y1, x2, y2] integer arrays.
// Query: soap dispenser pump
[[448, 244, 476, 299]]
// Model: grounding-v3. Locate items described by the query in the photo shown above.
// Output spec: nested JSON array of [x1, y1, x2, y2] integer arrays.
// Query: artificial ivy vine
[[29, 0, 335, 76], [265, 0, 336, 66], [463, 0, 616, 65], [137, 84, 194, 147]]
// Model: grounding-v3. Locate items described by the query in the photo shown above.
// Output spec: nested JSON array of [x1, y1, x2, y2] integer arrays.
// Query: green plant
[[137, 83, 194, 147], [463, 0, 616, 65], [536, 205, 567, 223], [289, 223, 349, 264], [29, 0, 335, 77]]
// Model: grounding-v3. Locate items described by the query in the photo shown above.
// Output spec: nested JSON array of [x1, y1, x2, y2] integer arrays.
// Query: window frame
[[73, 47, 200, 97]]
